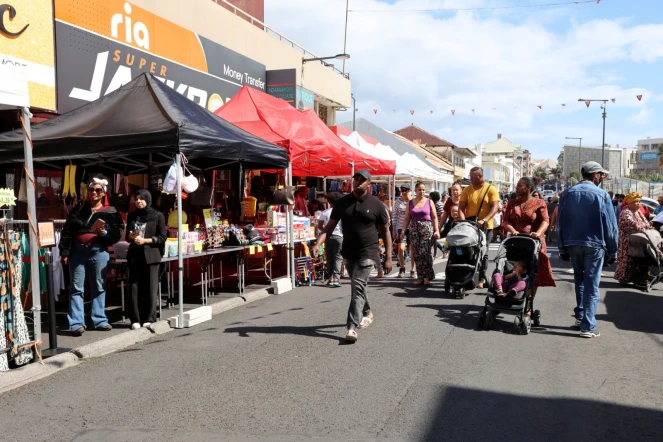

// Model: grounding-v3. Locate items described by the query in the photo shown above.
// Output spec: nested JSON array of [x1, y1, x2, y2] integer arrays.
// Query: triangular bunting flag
[[373, 109, 377, 114], [585, 101, 591, 108], [611, 98, 616, 103], [430, 110, 434, 114], [561, 103, 566, 106], [492, 108, 497, 111], [451, 110, 455, 116], [471, 109, 475, 114], [410, 110, 415, 115], [537, 105, 542, 109], [637, 95, 643, 101]]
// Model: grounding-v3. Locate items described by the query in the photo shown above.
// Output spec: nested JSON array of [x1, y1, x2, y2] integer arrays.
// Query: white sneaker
[[142, 322, 152, 328], [345, 329, 358, 342], [580, 329, 600, 338], [131, 323, 141, 330]]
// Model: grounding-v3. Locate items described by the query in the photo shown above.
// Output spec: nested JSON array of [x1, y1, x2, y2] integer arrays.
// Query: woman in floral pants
[[402, 182, 440, 286]]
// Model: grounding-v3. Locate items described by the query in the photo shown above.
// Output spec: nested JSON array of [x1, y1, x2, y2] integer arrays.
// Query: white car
[[542, 190, 555, 199], [639, 197, 659, 219]]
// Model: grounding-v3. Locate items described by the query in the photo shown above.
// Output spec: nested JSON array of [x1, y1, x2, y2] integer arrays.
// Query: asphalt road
[[1, 246, 662, 442]]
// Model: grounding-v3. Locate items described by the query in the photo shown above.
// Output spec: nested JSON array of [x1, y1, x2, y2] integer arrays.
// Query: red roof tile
[[393, 124, 455, 148]]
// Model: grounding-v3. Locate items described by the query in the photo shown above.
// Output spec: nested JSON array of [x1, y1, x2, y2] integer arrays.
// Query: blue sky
[[266, 0, 663, 160]]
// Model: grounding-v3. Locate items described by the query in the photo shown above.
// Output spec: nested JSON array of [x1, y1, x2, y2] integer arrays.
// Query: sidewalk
[[0, 282, 276, 394]]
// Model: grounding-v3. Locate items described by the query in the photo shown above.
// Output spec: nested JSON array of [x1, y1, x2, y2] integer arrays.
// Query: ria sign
[[0, 3, 29, 36]]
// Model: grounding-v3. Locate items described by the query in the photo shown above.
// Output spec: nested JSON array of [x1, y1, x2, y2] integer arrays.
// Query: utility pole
[[343, 0, 349, 74]]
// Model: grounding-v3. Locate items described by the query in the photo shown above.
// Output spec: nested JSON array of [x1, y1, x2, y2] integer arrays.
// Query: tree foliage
[[533, 167, 548, 179], [569, 170, 579, 180]]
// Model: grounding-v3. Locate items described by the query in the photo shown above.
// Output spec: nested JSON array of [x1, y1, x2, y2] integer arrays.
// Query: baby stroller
[[626, 229, 663, 292], [444, 220, 486, 299], [477, 235, 541, 335]]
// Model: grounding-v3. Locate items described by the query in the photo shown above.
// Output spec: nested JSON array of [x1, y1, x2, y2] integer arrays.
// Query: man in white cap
[[312, 169, 393, 343], [557, 161, 618, 338]]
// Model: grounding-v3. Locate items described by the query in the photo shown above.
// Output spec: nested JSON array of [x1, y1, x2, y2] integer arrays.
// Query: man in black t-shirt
[[313, 169, 393, 343]]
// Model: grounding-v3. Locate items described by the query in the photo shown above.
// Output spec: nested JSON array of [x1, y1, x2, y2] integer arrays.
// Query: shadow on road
[[223, 324, 347, 342], [600, 289, 663, 336], [423, 386, 663, 441]]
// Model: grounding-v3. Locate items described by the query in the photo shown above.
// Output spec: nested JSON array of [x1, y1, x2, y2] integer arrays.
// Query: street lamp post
[[566, 137, 582, 183], [578, 99, 609, 166], [302, 53, 351, 85]]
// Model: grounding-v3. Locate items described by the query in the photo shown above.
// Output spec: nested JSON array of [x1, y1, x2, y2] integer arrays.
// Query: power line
[[349, 0, 600, 13]]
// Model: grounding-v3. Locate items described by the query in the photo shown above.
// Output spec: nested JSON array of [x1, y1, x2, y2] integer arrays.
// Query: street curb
[[147, 320, 172, 335], [72, 328, 153, 359], [0, 287, 275, 394], [0, 352, 79, 395]]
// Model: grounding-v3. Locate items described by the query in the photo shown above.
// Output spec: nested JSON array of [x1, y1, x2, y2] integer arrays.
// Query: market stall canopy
[[216, 86, 395, 176], [340, 132, 420, 178], [0, 74, 288, 170]]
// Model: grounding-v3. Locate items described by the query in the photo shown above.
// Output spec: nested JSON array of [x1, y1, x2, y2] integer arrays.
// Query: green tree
[[534, 167, 548, 179], [569, 170, 579, 180], [550, 167, 562, 178]]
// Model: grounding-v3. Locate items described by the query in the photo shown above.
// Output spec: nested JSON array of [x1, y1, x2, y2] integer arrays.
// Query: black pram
[[478, 235, 542, 335], [626, 229, 663, 292], [444, 220, 486, 299]]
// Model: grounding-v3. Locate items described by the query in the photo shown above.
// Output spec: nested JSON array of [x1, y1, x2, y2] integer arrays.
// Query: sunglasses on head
[[90, 188, 104, 194]]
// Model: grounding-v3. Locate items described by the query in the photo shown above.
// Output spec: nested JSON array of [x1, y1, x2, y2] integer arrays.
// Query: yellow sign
[[0, 188, 17, 207], [249, 246, 255, 255], [257, 245, 263, 253], [266, 244, 273, 252], [0, 0, 56, 110]]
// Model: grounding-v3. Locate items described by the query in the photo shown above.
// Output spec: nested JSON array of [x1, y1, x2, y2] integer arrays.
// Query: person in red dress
[[502, 177, 556, 306]]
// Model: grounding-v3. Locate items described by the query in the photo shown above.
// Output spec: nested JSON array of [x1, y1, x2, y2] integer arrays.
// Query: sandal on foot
[[359, 315, 373, 329], [423, 279, 431, 286], [345, 329, 358, 342], [414, 280, 424, 286], [398, 268, 405, 278], [72, 327, 85, 337], [410, 271, 416, 279]]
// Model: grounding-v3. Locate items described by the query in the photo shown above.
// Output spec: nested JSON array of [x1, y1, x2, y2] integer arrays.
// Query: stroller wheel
[[513, 316, 521, 334], [484, 309, 494, 330], [532, 310, 541, 327], [477, 308, 487, 328], [520, 316, 532, 335]]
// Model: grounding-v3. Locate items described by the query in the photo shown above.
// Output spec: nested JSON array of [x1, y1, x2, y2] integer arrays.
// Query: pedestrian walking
[[614, 192, 652, 284], [375, 185, 391, 278], [402, 182, 440, 286], [439, 182, 462, 238], [429, 191, 445, 258], [126, 189, 167, 329], [317, 192, 343, 287], [392, 184, 416, 278], [558, 161, 618, 338], [503, 177, 556, 305], [458, 167, 500, 288], [312, 170, 392, 343], [59, 177, 124, 336]]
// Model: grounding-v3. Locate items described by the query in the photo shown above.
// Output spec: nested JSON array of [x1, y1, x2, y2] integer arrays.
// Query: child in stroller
[[492, 261, 529, 297], [478, 235, 542, 335]]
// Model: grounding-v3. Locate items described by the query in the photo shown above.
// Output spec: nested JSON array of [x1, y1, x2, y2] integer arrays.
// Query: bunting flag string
[[354, 95, 645, 116]]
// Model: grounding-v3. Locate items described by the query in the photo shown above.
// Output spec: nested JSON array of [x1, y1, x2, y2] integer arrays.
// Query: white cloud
[[627, 108, 653, 126], [264, 0, 662, 157]]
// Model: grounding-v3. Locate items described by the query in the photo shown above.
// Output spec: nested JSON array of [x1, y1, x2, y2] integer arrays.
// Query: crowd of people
[[314, 161, 662, 343]]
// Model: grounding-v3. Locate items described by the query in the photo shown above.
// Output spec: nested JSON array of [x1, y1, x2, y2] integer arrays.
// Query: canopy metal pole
[[284, 168, 291, 283], [22, 107, 41, 341], [287, 162, 295, 288], [351, 162, 355, 180], [176, 153, 184, 328]]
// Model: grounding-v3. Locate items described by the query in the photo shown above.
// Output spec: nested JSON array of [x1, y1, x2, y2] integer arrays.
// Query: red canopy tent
[[215, 86, 396, 176]]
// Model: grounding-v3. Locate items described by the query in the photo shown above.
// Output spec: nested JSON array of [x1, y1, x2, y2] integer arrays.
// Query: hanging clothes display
[[0, 225, 35, 370], [51, 231, 65, 301], [21, 232, 47, 295]]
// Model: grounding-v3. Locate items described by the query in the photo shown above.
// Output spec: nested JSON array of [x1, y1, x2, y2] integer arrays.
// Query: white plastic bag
[[182, 173, 199, 193], [162, 159, 179, 194]]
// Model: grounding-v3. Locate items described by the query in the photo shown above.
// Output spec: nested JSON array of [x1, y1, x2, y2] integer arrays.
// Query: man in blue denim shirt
[[557, 161, 618, 338]]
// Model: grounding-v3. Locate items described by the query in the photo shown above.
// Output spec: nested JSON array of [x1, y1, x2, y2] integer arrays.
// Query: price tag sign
[[257, 245, 263, 253], [266, 244, 273, 251], [38, 221, 56, 247], [249, 246, 255, 255], [0, 188, 17, 208]]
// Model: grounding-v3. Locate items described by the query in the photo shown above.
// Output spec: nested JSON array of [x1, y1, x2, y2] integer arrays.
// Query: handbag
[[466, 184, 492, 223], [271, 176, 295, 205]]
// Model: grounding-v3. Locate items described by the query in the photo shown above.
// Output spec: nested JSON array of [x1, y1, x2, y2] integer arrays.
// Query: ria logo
[[111, 2, 149, 50], [0, 3, 29, 37]]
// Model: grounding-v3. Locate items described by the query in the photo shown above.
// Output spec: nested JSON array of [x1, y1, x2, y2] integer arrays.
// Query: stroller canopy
[[628, 230, 663, 261]]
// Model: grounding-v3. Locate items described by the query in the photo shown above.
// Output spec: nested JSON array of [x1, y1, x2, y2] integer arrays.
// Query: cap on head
[[400, 184, 411, 190], [353, 169, 371, 182], [581, 161, 608, 176]]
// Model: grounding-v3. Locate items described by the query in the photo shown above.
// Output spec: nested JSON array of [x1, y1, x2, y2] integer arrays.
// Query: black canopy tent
[[0, 73, 291, 328], [0, 73, 288, 170]]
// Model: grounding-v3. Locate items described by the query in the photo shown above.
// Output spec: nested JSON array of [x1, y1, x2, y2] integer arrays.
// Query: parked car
[[542, 190, 555, 199], [640, 197, 659, 220]]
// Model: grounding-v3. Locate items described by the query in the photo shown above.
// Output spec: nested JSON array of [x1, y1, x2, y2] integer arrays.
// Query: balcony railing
[[211, 0, 350, 79]]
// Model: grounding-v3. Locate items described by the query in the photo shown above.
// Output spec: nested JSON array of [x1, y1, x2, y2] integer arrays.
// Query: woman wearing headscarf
[[614, 192, 652, 284], [59, 177, 124, 336], [126, 189, 167, 329]]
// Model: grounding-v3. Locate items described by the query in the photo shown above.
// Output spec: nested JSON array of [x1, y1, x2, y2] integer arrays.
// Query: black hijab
[[133, 189, 158, 222]]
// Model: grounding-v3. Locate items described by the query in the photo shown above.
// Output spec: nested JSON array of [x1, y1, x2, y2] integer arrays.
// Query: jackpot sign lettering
[[54, 0, 266, 114]]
